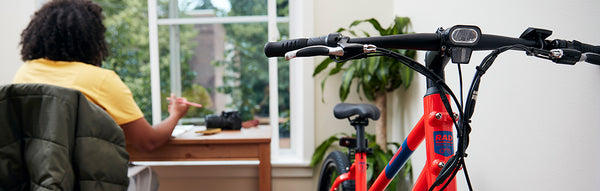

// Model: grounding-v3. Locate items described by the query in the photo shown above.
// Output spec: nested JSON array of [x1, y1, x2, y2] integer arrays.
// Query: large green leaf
[[401, 63, 413, 90], [362, 18, 386, 36], [328, 65, 343, 76], [376, 60, 390, 86], [311, 16, 415, 102], [313, 58, 335, 76], [394, 17, 412, 34], [367, 155, 375, 181], [362, 57, 379, 100], [310, 134, 341, 167], [367, 57, 380, 74], [319, 75, 330, 103], [348, 19, 365, 28], [362, 80, 375, 101], [329, 61, 348, 76], [347, 30, 358, 37], [362, 31, 372, 37], [339, 64, 357, 101], [336, 28, 347, 33], [375, 149, 389, 173]]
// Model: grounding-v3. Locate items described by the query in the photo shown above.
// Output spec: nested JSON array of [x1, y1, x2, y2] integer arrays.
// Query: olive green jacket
[[0, 84, 129, 190]]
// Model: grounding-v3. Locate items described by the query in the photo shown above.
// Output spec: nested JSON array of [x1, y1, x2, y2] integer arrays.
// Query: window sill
[[271, 150, 313, 178], [133, 160, 313, 178], [131, 160, 259, 166], [131, 153, 314, 178]]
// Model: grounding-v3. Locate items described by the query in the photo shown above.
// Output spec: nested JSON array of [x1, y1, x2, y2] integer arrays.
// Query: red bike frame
[[329, 93, 456, 191]]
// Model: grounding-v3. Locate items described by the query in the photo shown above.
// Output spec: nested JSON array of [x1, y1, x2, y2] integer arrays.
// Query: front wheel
[[317, 151, 355, 191]]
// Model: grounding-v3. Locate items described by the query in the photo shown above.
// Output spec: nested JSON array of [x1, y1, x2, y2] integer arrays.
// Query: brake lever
[[547, 48, 600, 65], [284, 43, 378, 61], [332, 43, 377, 61], [284, 45, 344, 60], [550, 49, 581, 65]]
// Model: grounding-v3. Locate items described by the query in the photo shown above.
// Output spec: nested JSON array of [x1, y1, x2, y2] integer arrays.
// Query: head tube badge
[[434, 131, 454, 157]]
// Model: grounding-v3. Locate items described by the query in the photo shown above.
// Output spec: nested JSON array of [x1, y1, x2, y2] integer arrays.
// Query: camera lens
[[205, 111, 241, 130]]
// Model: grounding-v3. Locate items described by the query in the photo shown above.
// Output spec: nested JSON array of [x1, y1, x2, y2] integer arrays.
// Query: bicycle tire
[[317, 151, 355, 191]]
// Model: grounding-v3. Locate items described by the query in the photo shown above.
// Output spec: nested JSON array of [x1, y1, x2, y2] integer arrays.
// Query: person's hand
[[241, 119, 259, 128], [168, 93, 189, 119]]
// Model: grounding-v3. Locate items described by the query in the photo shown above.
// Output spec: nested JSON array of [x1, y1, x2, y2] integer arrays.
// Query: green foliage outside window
[[215, 0, 290, 122], [95, 0, 210, 122], [95, 0, 290, 127]]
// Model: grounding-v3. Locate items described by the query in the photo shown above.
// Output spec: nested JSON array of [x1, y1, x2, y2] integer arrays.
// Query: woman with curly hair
[[13, 0, 189, 152]]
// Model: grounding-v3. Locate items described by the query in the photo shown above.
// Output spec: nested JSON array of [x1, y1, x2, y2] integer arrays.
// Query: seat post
[[350, 117, 369, 152]]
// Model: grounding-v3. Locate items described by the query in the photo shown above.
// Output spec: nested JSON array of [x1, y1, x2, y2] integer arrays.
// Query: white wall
[[0, 0, 37, 85], [395, 0, 600, 190], [312, 0, 396, 149], [310, 0, 395, 188]]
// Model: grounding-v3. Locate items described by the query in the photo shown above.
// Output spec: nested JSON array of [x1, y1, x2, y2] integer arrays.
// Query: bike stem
[[425, 50, 451, 94]]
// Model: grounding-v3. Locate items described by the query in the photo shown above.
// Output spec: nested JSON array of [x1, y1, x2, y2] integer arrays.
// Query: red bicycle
[[264, 25, 600, 191]]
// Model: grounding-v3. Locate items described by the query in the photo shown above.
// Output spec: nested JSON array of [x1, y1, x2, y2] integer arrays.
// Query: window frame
[[147, 0, 314, 165]]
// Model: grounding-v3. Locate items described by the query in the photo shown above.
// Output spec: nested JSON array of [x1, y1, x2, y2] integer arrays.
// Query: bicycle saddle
[[333, 103, 380, 120]]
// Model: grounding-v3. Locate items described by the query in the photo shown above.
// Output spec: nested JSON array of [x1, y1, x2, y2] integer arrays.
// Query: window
[[98, 0, 312, 164], [150, 0, 291, 149], [148, 0, 313, 162]]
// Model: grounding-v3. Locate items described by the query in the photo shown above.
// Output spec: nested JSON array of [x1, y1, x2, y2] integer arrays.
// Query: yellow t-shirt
[[13, 58, 144, 125]]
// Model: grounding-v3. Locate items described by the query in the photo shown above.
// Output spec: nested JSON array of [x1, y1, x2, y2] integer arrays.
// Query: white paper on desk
[[171, 125, 194, 137], [171, 125, 208, 138]]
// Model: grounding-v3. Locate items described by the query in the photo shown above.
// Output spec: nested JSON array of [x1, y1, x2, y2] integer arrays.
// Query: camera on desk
[[205, 110, 242, 130]]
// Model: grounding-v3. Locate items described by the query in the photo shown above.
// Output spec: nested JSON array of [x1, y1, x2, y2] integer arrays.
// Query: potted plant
[[312, 16, 417, 191], [314, 16, 416, 151]]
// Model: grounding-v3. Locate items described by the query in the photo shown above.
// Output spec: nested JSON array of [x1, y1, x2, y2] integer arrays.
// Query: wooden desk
[[127, 126, 272, 191]]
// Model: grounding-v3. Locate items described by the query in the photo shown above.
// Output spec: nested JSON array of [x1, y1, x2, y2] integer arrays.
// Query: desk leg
[[259, 143, 271, 191]]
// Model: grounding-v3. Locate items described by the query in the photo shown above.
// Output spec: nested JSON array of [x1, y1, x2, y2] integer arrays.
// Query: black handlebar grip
[[584, 53, 600, 65], [264, 38, 309, 57], [552, 39, 600, 54], [264, 33, 342, 57], [572, 40, 600, 54]]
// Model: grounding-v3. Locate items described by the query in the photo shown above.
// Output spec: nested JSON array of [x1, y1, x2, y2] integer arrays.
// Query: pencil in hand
[[166, 97, 203, 108]]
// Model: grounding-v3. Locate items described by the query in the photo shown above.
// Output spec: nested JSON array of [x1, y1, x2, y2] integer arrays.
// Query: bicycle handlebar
[[263, 26, 600, 65], [263, 33, 542, 57]]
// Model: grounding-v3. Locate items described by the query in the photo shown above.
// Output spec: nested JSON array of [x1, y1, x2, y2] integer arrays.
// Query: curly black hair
[[20, 0, 108, 67]]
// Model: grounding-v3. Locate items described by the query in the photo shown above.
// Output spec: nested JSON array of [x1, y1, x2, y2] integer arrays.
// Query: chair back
[[0, 83, 130, 190]]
